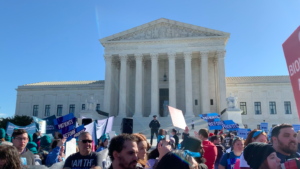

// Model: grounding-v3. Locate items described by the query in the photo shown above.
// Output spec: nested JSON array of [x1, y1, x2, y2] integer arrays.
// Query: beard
[[278, 138, 297, 154], [118, 156, 137, 169]]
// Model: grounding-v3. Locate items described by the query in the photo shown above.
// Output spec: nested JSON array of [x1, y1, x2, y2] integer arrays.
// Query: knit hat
[[4, 134, 11, 142], [27, 141, 38, 154], [28, 134, 33, 142], [40, 135, 51, 148], [244, 142, 275, 169], [0, 128, 5, 139], [183, 136, 202, 152]]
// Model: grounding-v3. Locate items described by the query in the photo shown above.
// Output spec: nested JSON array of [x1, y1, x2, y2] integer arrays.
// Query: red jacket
[[202, 140, 217, 169]]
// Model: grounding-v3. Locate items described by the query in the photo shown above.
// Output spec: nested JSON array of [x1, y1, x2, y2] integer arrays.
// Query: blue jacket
[[96, 146, 106, 152], [45, 146, 65, 166]]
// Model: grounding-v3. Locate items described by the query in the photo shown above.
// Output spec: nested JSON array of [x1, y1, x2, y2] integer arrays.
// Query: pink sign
[[282, 26, 300, 121], [168, 106, 187, 129]]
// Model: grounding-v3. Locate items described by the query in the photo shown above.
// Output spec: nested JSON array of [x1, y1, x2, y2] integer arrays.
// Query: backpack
[[216, 145, 225, 163]]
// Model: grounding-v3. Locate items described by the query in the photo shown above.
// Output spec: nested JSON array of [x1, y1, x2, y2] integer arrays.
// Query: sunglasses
[[79, 140, 93, 143]]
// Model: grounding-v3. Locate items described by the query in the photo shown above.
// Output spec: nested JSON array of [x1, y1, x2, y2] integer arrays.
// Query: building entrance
[[159, 89, 169, 117]]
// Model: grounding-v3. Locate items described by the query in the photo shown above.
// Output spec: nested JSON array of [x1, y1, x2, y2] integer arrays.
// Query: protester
[[26, 134, 41, 165], [182, 136, 207, 168], [238, 129, 267, 169], [210, 135, 225, 169], [157, 129, 165, 144], [218, 137, 243, 169], [108, 133, 143, 169], [32, 132, 41, 149], [0, 144, 22, 169], [181, 127, 190, 149], [271, 123, 300, 163], [191, 120, 195, 130], [156, 151, 195, 169], [149, 115, 160, 145], [96, 136, 109, 152], [38, 135, 52, 164], [198, 128, 217, 169], [244, 142, 281, 169], [171, 128, 179, 149], [11, 129, 35, 166], [131, 133, 149, 167], [223, 133, 233, 150], [45, 138, 66, 166], [0, 128, 6, 145], [63, 132, 101, 168]]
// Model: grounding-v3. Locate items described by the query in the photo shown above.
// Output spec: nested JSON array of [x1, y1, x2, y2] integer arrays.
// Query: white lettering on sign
[[289, 58, 300, 76], [58, 119, 74, 129]]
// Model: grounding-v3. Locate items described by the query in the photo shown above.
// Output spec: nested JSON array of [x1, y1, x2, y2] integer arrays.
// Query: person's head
[[32, 132, 39, 142], [108, 134, 138, 169], [77, 132, 93, 156], [183, 136, 205, 164], [153, 115, 157, 120], [232, 137, 244, 153], [0, 145, 21, 169], [132, 133, 148, 161], [51, 139, 65, 155], [297, 131, 300, 143], [158, 129, 165, 136], [12, 129, 28, 152], [171, 129, 177, 136], [210, 135, 220, 145], [156, 151, 190, 169], [244, 129, 267, 147], [244, 142, 281, 169], [198, 129, 209, 140], [271, 124, 297, 155], [40, 135, 51, 148], [0, 128, 5, 140]]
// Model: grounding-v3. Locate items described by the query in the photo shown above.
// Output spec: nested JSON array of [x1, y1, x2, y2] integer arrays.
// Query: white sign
[[168, 106, 187, 129], [65, 138, 76, 159]]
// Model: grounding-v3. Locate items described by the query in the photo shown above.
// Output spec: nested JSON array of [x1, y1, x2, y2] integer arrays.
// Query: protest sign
[[53, 113, 74, 129], [6, 122, 37, 136], [282, 26, 300, 121], [199, 113, 220, 121], [293, 124, 300, 133], [237, 129, 248, 139], [32, 116, 46, 133], [63, 125, 85, 139], [65, 138, 76, 159], [43, 115, 57, 135], [168, 106, 187, 129], [261, 123, 268, 131], [222, 120, 239, 131], [199, 113, 222, 130]]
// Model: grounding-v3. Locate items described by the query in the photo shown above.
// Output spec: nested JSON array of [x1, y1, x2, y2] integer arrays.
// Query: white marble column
[[200, 51, 210, 113], [119, 54, 128, 117], [103, 55, 112, 114], [184, 52, 193, 116], [217, 50, 227, 113], [150, 53, 159, 116], [134, 54, 143, 117], [168, 53, 176, 108]]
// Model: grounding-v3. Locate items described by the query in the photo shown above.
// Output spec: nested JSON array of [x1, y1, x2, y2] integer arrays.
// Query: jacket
[[215, 144, 225, 163], [45, 146, 63, 167], [202, 140, 217, 169], [21, 148, 36, 166], [149, 120, 160, 130]]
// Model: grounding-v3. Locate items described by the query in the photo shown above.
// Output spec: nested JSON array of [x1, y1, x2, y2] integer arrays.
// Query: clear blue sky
[[0, 0, 299, 118]]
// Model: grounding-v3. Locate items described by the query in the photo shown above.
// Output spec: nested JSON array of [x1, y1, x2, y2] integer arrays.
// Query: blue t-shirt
[[220, 152, 241, 169]]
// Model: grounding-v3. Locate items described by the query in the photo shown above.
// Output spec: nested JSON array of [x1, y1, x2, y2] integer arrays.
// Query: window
[[244, 124, 248, 128], [210, 99, 213, 105], [240, 102, 247, 115], [269, 102, 276, 114], [254, 102, 261, 114], [195, 100, 198, 105], [257, 125, 261, 129], [284, 101, 292, 114], [96, 104, 100, 111], [45, 105, 50, 116], [82, 104, 85, 110], [33, 105, 39, 116], [57, 105, 63, 116], [69, 104, 75, 114]]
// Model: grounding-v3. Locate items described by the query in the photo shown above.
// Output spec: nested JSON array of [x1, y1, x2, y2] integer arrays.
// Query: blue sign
[[261, 123, 268, 131], [237, 129, 248, 139], [53, 113, 74, 127], [223, 120, 239, 131], [43, 115, 58, 135], [199, 113, 220, 121], [293, 125, 300, 133], [200, 113, 222, 130], [6, 122, 37, 136], [62, 125, 85, 139]]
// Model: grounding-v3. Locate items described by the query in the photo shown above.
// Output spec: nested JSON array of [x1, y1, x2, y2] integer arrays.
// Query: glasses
[[15, 137, 28, 141], [79, 140, 93, 143]]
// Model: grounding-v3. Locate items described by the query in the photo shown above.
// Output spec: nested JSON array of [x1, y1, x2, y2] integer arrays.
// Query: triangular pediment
[[100, 18, 230, 43]]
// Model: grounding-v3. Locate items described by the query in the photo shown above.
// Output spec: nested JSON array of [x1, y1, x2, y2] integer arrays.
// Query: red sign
[[282, 26, 300, 121]]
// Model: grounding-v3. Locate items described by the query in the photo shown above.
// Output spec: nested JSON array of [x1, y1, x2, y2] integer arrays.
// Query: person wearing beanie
[[244, 142, 281, 169], [0, 128, 5, 144], [26, 134, 42, 165], [4, 134, 11, 142], [38, 135, 52, 164]]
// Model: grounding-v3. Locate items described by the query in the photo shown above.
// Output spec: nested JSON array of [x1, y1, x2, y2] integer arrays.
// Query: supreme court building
[[14, 18, 299, 133]]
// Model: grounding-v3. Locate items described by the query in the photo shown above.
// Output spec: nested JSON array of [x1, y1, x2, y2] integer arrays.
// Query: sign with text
[[63, 125, 86, 139], [43, 115, 57, 135], [282, 26, 300, 122], [237, 129, 248, 139], [6, 122, 37, 136], [32, 116, 46, 133], [223, 120, 239, 131], [293, 124, 300, 133], [261, 123, 268, 131], [199, 113, 222, 130], [168, 106, 187, 129], [199, 113, 220, 121]]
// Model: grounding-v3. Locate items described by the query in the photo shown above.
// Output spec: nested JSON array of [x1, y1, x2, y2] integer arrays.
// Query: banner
[[6, 122, 37, 136], [222, 120, 239, 131], [199, 113, 222, 130], [65, 138, 76, 160], [282, 26, 300, 122], [207, 120, 224, 127], [43, 115, 57, 135], [168, 106, 187, 129], [32, 116, 46, 134], [293, 125, 300, 133], [53, 113, 74, 128], [63, 125, 85, 139], [237, 129, 248, 139], [199, 113, 220, 121], [261, 123, 268, 131]]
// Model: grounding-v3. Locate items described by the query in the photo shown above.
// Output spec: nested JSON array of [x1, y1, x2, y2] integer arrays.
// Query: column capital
[[200, 51, 209, 58], [216, 50, 226, 58], [150, 53, 159, 59], [104, 54, 112, 61], [119, 54, 128, 61], [135, 54, 143, 60], [168, 52, 177, 60], [183, 52, 192, 60], [213, 57, 218, 65]]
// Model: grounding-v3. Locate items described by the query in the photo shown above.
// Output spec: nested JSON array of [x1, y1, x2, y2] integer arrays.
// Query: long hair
[[132, 133, 149, 166], [258, 159, 270, 169], [148, 148, 159, 159], [0, 145, 22, 169], [244, 129, 267, 147], [99, 138, 108, 148], [158, 129, 165, 136]]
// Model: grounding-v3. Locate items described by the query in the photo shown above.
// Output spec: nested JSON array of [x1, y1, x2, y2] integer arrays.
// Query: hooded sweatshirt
[[202, 140, 217, 169], [45, 146, 65, 167]]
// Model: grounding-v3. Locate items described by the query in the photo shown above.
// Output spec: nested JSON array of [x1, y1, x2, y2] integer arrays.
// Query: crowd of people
[[0, 122, 300, 169]]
